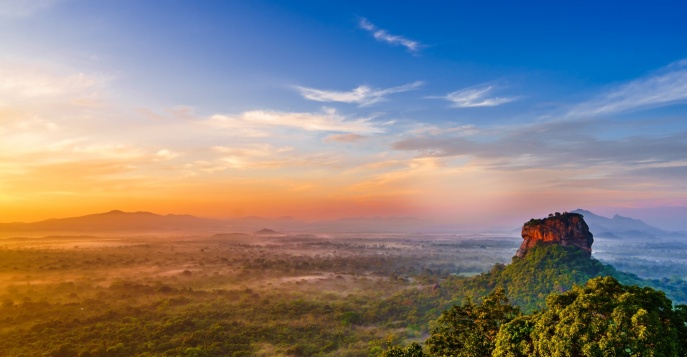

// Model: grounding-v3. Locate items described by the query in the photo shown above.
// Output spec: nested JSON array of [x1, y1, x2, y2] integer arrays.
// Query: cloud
[[213, 144, 293, 157], [0, 60, 104, 106], [208, 108, 384, 134], [323, 133, 366, 143], [295, 81, 423, 106], [567, 59, 687, 117], [392, 119, 687, 172], [629, 164, 687, 181], [408, 124, 478, 136], [358, 18, 422, 53], [210, 144, 340, 170], [155, 149, 180, 161], [212, 144, 293, 169], [438, 86, 515, 108]]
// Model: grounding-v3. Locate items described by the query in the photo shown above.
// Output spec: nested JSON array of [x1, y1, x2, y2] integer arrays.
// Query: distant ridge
[[0, 210, 223, 233], [255, 228, 279, 235], [571, 209, 684, 239], [0, 211, 438, 234]]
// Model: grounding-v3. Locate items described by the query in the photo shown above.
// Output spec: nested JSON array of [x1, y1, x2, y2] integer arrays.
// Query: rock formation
[[516, 212, 594, 258]]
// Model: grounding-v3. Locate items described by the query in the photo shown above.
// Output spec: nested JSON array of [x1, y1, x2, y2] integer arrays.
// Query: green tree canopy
[[424, 288, 519, 357], [494, 276, 687, 357], [384, 342, 426, 357], [391, 277, 687, 357]]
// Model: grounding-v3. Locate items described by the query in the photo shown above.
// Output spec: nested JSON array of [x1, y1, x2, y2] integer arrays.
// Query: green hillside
[[459, 244, 687, 312], [385, 245, 687, 357]]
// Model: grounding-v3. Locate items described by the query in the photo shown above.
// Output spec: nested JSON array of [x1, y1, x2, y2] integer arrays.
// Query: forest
[[385, 245, 687, 356], [0, 233, 515, 356], [1, 232, 686, 356]]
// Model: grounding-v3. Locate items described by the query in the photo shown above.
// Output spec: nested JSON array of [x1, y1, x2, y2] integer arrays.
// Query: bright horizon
[[2, 1, 687, 230]]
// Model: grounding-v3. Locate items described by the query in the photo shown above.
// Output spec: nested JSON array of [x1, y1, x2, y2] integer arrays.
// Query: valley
[[1, 222, 686, 356]]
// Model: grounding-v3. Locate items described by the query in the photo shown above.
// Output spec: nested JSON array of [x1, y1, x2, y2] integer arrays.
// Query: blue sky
[[2, 0, 687, 229]]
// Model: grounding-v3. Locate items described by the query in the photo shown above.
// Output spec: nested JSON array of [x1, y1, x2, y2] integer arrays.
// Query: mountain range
[[1, 209, 682, 237], [571, 209, 685, 239], [0, 210, 435, 235]]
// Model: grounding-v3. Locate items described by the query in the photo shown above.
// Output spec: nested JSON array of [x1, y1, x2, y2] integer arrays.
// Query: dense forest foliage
[[1, 234, 687, 356], [386, 276, 687, 357], [384, 243, 687, 356], [0, 234, 514, 356], [458, 244, 687, 312]]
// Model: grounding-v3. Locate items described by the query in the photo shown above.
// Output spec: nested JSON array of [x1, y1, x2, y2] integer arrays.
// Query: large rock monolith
[[516, 212, 594, 258]]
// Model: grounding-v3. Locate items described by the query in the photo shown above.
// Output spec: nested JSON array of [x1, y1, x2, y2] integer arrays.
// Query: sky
[[2, 0, 687, 230]]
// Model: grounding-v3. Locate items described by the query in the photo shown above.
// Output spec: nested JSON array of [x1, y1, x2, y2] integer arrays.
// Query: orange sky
[[3, 2, 687, 228]]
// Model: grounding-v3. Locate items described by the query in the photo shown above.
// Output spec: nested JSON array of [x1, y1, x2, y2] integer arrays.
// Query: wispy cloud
[[295, 81, 423, 106], [210, 144, 340, 170], [208, 108, 384, 134], [0, 60, 103, 103], [437, 86, 515, 108], [392, 119, 687, 173], [568, 59, 687, 117], [358, 18, 422, 53], [323, 133, 366, 143]]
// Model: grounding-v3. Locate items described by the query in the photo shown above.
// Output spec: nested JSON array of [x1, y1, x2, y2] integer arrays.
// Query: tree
[[425, 288, 519, 357], [383, 342, 426, 357], [494, 276, 687, 356], [492, 315, 535, 357]]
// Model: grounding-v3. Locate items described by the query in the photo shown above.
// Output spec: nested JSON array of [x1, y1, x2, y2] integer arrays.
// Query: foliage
[[524, 211, 581, 227], [460, 244, 687, 312], [392, 277, 687, 357], [0, 234, 510, 356], [383, 342, 426, 357], [495, 276, 687, 357], [424, 288, 519, 357], [2, 233, 687, 356]]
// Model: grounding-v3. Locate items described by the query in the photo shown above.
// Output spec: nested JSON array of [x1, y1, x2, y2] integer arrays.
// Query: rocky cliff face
[[516, 213, 594, 258]]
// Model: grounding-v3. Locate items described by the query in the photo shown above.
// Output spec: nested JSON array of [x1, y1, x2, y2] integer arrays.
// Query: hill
[[461, 244, 652, 311], [385, 212, 687, 356], [0, 210, 224, 234], [462, 212, 687, 312], [0, 211, 440, 235]]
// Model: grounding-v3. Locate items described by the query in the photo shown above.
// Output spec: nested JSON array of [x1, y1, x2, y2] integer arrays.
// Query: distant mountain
[[0, 211, 439, 235], [255, 228, 280, 235], [571, 209, 681, 239], [0, 210, 225, 233]]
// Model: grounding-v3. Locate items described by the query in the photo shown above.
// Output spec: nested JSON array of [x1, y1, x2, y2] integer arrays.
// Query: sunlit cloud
[[213, 144, 292, 170], [0, 60, 102, 101], [295, 81, 423, 106], [436, 86, 515, 108], [213, 144, 293, 157], [7, 118, 59, 132], [323, 133, 366, 143], [209, 144, 341, 170], [209, 108, 384, 134], [567, 59, 687, 117], [358, 18, 422, 53], [347, 157, 443, 194], [155, 149, 180, 161]]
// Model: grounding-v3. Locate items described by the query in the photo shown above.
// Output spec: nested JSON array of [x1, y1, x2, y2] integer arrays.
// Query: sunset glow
[[2, 1, 687, 229]]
